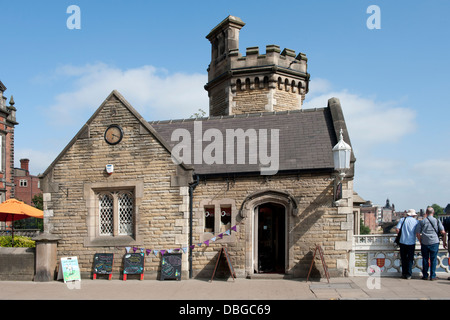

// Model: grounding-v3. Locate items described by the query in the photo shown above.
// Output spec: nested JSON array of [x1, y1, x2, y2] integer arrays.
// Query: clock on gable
[[104, 124, 123, 145]]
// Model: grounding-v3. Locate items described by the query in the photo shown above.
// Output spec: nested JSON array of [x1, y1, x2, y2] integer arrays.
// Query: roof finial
[[9, 95, 15, 106]]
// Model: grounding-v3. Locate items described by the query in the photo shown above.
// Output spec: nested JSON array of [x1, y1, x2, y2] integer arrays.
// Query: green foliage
[[0, 236, 36, 248], [190, 108, 206, 119], [360, 218, 371, 235]]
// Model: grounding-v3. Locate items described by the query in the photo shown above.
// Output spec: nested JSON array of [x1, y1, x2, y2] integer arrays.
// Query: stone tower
[[205, 16, 310, 117]]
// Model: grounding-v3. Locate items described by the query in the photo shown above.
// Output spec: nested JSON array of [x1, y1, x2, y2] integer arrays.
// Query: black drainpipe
[[188, 174, 199, 279]]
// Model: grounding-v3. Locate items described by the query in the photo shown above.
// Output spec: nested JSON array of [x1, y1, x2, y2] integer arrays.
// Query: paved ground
[[0, 275, 449, 301]]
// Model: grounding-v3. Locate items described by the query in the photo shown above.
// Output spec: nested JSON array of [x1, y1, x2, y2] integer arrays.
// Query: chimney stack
[[20, 158, 30, 174]]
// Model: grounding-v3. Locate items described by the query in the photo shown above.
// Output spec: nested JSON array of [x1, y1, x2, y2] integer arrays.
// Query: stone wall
[[0, 247, 35, 280], [190, 173, 354, 278], [41, 92, 191, 280]]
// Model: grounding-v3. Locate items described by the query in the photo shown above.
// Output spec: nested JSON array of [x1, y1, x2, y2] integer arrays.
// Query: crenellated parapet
[[205, 16, 310, 117]]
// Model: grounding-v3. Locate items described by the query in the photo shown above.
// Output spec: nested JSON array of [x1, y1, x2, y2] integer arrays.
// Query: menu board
[[160, 253, 182, 280], [93, 253, 114, 279], [123, 253, 144, 280]]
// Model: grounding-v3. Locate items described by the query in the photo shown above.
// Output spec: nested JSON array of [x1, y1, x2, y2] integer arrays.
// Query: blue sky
[[1, 0, 449, 211]]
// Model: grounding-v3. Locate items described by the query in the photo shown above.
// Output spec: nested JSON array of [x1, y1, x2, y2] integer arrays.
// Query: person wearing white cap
[[395, 209, 418, 279]]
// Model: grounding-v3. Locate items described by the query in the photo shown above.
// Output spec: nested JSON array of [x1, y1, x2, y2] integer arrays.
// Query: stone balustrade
[[350, 234, 449, 277]]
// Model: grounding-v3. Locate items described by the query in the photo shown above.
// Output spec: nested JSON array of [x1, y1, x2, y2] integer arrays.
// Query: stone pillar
[[32, 233, 60, 282]]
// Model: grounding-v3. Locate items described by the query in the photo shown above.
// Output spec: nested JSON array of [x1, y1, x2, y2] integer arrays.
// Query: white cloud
[[43, 62, 209, 126], [303, 84, 416, 150], [303, 78, 422, 209], [15, 148, 58, 175]]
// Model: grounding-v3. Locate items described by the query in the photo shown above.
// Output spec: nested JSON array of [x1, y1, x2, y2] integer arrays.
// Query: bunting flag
[[127, 224, 239, 257]]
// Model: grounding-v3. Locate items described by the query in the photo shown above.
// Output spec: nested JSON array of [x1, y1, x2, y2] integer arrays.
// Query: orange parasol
[[0, 199, 43, 221], [0, 199, 43, 245]]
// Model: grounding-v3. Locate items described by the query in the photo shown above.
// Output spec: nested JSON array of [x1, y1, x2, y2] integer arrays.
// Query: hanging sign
[[58, 256, 81, 283]]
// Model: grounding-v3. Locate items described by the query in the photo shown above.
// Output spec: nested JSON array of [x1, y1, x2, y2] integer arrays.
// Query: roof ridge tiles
[[147, 107, 326, 124]]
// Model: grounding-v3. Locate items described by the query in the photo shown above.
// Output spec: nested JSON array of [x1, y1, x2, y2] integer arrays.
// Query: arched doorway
[[255, 202, 286, 273], [241, 189, 297, 277]]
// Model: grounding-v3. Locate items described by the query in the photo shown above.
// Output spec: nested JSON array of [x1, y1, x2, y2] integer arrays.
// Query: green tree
[[360, 218, 370, 235]]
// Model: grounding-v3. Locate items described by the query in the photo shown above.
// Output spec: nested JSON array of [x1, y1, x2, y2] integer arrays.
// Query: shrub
[[0, 236, 36, 248]]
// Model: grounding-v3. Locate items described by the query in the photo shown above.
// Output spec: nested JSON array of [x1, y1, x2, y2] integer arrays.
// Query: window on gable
[[98, 190, 134, 237]]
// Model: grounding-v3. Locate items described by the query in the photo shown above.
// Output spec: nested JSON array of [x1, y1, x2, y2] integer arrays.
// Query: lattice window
[[99, 193, 114, 236], [118, 192, 134, 235], [97, 190, 134, 237]]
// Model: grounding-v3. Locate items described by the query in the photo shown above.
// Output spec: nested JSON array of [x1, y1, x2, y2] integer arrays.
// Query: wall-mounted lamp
[[332, 129, 352, 206]]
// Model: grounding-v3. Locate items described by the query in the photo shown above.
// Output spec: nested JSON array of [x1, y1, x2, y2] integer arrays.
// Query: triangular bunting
[[204, 240, 209, 246], [160, 250, 166, 256], [125, 247, 131, 253], [231, 225, 237, 232], [224, 230, 231, 236], [218, 233, 223, 239], [182, 247, 188, 254], [146, 249, 151, 256], [211, 237, 216, 242], [153, 250, 159, 257]]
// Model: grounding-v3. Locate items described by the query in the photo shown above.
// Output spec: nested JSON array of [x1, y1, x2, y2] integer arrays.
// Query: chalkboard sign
[[123, 253, 144, 280], [160, 253, 182, 280], [93, 253, 114, 280], [210, 247, 236, 282]]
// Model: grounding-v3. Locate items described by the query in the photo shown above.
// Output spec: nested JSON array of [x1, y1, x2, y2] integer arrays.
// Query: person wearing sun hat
[[395, 209, 418, 279]]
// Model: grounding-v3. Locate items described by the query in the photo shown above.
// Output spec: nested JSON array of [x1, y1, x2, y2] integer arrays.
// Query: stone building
[[40, 16, 356, 280]]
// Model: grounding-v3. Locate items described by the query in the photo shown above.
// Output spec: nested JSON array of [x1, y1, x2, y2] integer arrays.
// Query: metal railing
[[0, 229, 41, 238]]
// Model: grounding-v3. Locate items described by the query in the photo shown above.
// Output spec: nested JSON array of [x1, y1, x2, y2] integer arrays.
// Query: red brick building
[[0, 80, 18, 202], [14, 159, 42, 206]]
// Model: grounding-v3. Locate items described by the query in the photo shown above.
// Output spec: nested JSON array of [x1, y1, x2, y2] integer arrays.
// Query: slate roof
[[150, 102, 354, 176]]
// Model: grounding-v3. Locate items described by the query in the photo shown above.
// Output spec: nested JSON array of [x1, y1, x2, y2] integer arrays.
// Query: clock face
[[104, 125, 123, 145]]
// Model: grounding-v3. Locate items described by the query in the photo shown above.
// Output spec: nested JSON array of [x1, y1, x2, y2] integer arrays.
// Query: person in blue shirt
[[416, 206, 447, 280], [395, 209, 419, 279]]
